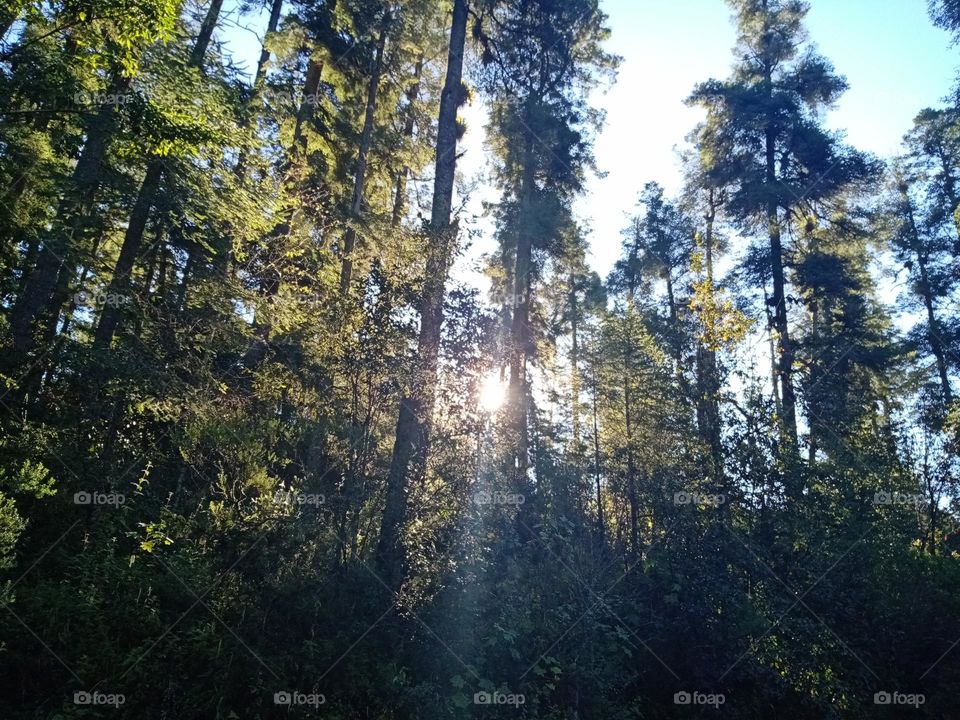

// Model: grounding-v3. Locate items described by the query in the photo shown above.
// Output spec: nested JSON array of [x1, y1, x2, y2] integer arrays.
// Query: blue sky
[[549, 0, 956, 279], [220, 0, 959, 289]]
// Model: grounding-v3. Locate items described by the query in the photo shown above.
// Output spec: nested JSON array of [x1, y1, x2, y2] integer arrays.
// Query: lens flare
[[479, 371, 506, 412]]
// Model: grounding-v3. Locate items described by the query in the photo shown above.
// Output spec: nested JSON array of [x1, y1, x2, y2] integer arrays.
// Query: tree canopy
[[0, 0, 959, 717]]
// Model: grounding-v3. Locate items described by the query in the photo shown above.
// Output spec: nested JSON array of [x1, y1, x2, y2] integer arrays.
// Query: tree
[[2, 0, 179, 380], [904, 108, 960, 252], [477, 0, 616, 504], [0, 3, 960, 718], [614, 181, 695, 376], [376, 0, 469, 590], [887, 165, 956, 407], [92, 0, 227, 349], [930, 0, 960, 40], [688, 0, 876, 488]]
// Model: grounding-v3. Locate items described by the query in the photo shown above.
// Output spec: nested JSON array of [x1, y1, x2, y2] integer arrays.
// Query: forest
[[1, 0, 960, 716]]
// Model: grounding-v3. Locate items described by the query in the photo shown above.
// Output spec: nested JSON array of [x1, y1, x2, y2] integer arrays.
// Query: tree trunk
[[92, 0, 224, 349], [339, 25, 388, 296], [591, 372, 604, 543], [569, 271, 581, 451], [93, 162, 163, 348], [375, 0, 468, 589], [241, 43, 330, 369], [292, 59, 324, 154], [7, 73, 131, 370], [765, 122, 800, 482], [695, 200, 723, 486], [190, 0, 225, 68], [624, 333, 638, 559], [391, 56, 423, 226], [509, 128, 536, 490], [252, 0, 283, 94], [766, 300, 782, 416], [234, 0, 284, 179], [902, 185, 953, 403]]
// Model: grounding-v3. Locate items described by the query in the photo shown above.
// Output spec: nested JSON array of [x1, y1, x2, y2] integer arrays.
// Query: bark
[[292, 58, 324, 154], [695, 198, 723, 485], [664, 268, 693, 402], [624, 334, 638, 559], [252, 0, 283, 94], [767, 301, 782, 415], [509, 129, 536, 489], [591, 375, 604, 543], [190, 0, 225, 68], [234, 0, 284, 179], [902, 185, 953, 403], [93, 162, 163, 348], [7, 73, 132, 370], [92, 0, 224, 349], [762, 56, 800, 479], [375, 0, 468, 589], [339, 25, 388, 296], [807, 320, 819, 462], [569, 271, 581, 450], [918, 259, 952, 402], [766, 122, 800, 480], [241, 45, 330, 369], [391, 56, 424, 226]]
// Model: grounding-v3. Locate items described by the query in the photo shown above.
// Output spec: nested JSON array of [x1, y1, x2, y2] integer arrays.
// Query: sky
[[456, 0, 959, 289], [221, 0, 960, 292]]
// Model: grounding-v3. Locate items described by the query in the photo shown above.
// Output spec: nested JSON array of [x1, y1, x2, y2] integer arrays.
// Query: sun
[[478, 371, 507, 413]]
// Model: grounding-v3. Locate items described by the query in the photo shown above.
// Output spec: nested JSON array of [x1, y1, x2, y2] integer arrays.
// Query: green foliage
[[0, 1, 958, 719]]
